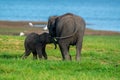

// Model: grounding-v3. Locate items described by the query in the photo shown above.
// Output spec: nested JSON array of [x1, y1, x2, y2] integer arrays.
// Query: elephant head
[[47, 16, 58, 37], [43, 32, 57, 49]]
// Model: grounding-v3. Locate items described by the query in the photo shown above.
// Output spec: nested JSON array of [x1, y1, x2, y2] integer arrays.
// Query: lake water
[[0, 0, 120, 32]]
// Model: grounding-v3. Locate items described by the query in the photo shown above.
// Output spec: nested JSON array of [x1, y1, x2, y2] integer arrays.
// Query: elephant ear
[[48, 16, 57, 29], [47, 16, 58, 37]]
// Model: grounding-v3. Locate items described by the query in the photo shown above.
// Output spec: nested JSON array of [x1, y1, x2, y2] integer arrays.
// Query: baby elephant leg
[[22, 49, 31, 59], [42, 46, 47, 60], [36, 48, 43, 60], [32, 51, 37, 60]]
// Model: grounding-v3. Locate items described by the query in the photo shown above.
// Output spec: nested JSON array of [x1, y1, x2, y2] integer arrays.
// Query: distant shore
[[0, 20, 120, 36]]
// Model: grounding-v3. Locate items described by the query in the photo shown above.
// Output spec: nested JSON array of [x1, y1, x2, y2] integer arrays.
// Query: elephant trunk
[[49, 36, 57, 49], [52, 38, 57, 49]]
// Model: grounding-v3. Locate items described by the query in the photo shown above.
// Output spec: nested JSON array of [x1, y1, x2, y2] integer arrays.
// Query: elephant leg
[[68, 45, 71, 59], [36, 48, 43, 59], [32, 51, 37, 60], [59, 43, 71, 60], [22, 49, 31, 59], [76, 38, 83, 61], [42, 46, 47, 60], [59, 45, 65, 60]]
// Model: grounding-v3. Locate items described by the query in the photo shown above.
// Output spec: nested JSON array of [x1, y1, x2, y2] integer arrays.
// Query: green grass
[[0, 35, 120, 80]]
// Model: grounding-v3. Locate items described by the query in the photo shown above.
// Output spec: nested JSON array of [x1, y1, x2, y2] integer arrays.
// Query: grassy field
[[0, 35, 120, 80]]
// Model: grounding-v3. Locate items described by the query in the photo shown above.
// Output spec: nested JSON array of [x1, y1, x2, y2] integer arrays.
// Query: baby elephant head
[[43, 32, 57, 49]]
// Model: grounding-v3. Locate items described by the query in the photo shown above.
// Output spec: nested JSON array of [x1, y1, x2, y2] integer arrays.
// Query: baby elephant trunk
[[49, 37, 57, 49]]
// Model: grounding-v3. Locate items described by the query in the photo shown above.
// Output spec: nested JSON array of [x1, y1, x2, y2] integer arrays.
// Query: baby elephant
[[22, 32, 57, 60]]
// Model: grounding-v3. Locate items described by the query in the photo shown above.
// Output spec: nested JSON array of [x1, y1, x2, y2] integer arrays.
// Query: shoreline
[[0, 20, 120, 36]]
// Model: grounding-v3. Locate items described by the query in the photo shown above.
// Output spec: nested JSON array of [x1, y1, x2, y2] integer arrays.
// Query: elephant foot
[[33, 57, 37, 60], [21, 56, 27, 59], [64, 55, 72, 61], [76, 56, 80, 61], [44, 57, 47, 60], [21, 54, 27, 59]]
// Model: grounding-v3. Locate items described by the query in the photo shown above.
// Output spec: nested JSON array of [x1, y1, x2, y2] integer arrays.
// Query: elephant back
[[55, 13, 85, 39]]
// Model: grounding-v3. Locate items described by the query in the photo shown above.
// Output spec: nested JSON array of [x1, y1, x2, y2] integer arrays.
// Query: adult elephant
[[47, 13, 86, 61]]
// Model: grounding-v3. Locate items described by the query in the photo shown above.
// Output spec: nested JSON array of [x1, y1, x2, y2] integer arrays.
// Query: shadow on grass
[[0, 54, 22, 59]]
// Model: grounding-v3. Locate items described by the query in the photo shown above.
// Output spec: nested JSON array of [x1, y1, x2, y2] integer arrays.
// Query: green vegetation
[[0, 35, 120, 80]]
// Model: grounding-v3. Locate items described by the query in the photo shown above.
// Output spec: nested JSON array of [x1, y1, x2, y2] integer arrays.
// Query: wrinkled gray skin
[[47, 13, 86, 61], [22, 32, 57, 60]]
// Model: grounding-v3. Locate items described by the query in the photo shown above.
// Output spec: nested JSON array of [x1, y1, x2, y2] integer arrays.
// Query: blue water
[[0, 0, 120, 32]]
